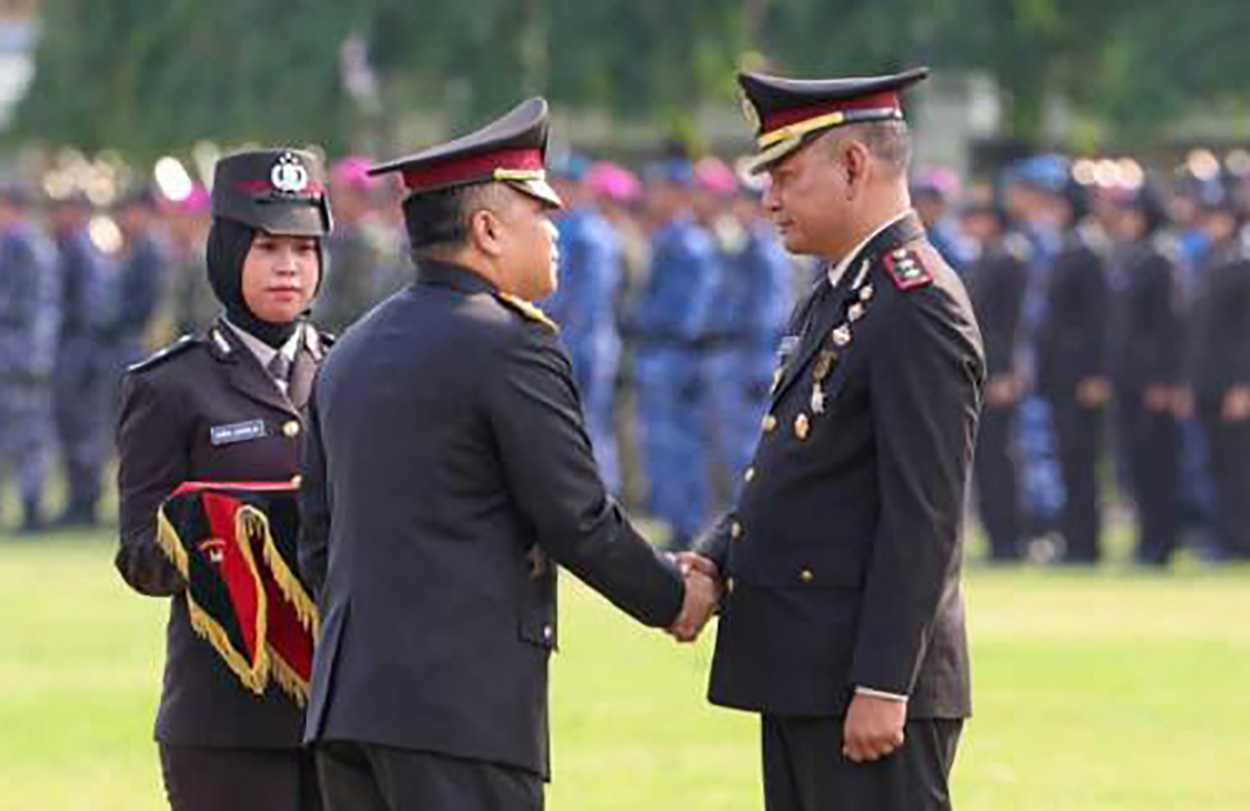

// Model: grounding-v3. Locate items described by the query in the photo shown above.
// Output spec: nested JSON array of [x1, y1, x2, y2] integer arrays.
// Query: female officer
[[115, 148, 333, 811]]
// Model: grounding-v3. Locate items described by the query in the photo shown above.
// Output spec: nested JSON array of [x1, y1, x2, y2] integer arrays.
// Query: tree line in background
[[12, 0, 1250, 161]]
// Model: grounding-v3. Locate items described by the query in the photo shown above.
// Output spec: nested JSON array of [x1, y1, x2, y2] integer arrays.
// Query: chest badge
[[794, 413, 811, 441]]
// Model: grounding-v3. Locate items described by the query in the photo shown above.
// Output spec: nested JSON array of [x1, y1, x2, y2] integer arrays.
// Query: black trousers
[[974, 404, 1021, 561], [1198, 399, 1250, 559], [315, 741, 544, 811], [1049, 392, 1104, 563], [762, 715, 963, 811], [159, 744, 321, 811], [1117, 393, 1182, 565]]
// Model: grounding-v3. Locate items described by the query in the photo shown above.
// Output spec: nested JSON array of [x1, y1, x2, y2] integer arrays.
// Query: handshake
[[666, 551, 722, 643]]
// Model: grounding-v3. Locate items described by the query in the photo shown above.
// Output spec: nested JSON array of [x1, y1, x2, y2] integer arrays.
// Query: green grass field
[[2, 530, 1248, 810]]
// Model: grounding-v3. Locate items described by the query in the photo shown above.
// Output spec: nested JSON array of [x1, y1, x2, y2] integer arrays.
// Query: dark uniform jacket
[[299, 261, 684, 779], [115, 319, 331, 747], [1111, 236, 1184, 392], [1188, 237, 1250, 400], [1037, 226, 1111, 396], [967, 235, 1028, 381], [699, 213, 984, 719]]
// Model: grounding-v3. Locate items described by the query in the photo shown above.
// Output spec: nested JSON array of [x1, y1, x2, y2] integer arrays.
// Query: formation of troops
[[2, 143, 1249, 568]]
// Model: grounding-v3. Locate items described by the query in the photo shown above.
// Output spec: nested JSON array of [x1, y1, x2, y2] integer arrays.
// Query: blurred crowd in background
[[2, 143, 1249, 569]]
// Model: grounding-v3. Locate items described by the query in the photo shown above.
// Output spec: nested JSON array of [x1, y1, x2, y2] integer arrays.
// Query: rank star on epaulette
[[883, 248, 933, 290]]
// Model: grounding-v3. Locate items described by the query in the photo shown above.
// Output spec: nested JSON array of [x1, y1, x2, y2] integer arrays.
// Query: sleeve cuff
[[854, 686, 909, 703]]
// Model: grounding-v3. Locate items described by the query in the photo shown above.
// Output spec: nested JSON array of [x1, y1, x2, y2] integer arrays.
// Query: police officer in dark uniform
[[690, 68, 984, 811], [299, 98, 716, 811], [1036, 178, 1112, 564], [49, 192, 109, 528], [1185, 190, 1250, 560], [115, 148, 334, 811], [961, 198, 1029, 561], [1106, 185, 1185, 565]]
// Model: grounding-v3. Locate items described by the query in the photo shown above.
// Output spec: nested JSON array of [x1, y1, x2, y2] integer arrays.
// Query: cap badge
[[271, 152, 310, 194]]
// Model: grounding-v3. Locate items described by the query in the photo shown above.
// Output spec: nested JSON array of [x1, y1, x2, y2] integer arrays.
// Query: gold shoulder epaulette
[[495, 292, 558, 332]]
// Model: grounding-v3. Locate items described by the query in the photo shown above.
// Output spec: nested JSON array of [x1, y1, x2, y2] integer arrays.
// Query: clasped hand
[[667, 552, 720, 642]]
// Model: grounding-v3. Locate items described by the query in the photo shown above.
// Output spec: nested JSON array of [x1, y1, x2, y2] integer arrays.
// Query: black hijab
[[206, 218, 325, 348]]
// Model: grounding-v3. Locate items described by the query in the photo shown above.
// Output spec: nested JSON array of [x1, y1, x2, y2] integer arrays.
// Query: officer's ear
[[467, 206, 506, 259]]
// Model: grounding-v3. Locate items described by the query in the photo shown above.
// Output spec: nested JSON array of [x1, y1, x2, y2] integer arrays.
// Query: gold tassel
[[154, 501, 272, 695], [244, 506, 321, 638], [155, 509, 190, 579], [268, 645, 311, 707]]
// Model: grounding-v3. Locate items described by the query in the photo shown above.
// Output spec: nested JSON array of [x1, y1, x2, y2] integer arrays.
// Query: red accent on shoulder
[[882, 249, 932, 290]]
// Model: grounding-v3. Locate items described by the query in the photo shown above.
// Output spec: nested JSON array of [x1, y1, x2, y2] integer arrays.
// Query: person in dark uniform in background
[[115, 148, 334, 811], [961, 197, 1029, 562], [1036, 177, 1112, 564], [0, 182, 61, 534], [299, 98, 717, 811], [48, 193, 110, 528], [1184, 189, 1250, 561], [689, 67, 984, 811], [1106, 184, 1186, 565]]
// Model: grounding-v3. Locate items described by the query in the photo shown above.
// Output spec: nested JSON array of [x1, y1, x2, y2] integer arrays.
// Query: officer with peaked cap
[[684, 67, 984, 810], [115, 148, 335, 811], [299, 97, 717, 811]]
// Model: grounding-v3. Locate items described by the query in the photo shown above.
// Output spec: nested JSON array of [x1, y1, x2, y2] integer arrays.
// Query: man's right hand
[[668, 553, 720, 642]]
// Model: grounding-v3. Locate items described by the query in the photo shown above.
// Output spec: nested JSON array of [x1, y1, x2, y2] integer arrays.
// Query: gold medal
[[794, 413, 810, 440], [812, 350, 837, 382]]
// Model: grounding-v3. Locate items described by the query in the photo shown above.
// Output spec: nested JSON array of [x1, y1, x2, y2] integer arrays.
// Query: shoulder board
[[494, 293, 559, 332], [882, 247, 933, 291], [127, 335, 200, 374]]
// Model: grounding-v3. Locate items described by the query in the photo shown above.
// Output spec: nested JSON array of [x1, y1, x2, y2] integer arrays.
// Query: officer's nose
[[761, 180, 780, 213]]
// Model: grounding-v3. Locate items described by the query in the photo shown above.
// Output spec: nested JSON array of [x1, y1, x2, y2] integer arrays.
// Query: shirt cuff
[[854, 686, 909, 703]]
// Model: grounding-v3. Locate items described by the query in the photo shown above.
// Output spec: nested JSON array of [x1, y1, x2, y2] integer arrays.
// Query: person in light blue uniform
[[632, 158, 719, 549], [542, 154, 624, 492], [701, 169, 793, 491], [0, 183, 62, 534]]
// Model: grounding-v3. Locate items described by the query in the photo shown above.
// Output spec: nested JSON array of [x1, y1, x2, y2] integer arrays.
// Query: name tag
[[210, 420, 267, 446]]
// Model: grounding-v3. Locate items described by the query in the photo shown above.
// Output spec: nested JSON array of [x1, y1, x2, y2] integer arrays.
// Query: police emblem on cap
[[271, 152, 310, 195]]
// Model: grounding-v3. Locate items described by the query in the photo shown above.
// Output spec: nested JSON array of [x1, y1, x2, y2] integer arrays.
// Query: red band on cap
[[235, 180, 326, 196], [401, 148, 544, 192], [761, 91, 899, 134]]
